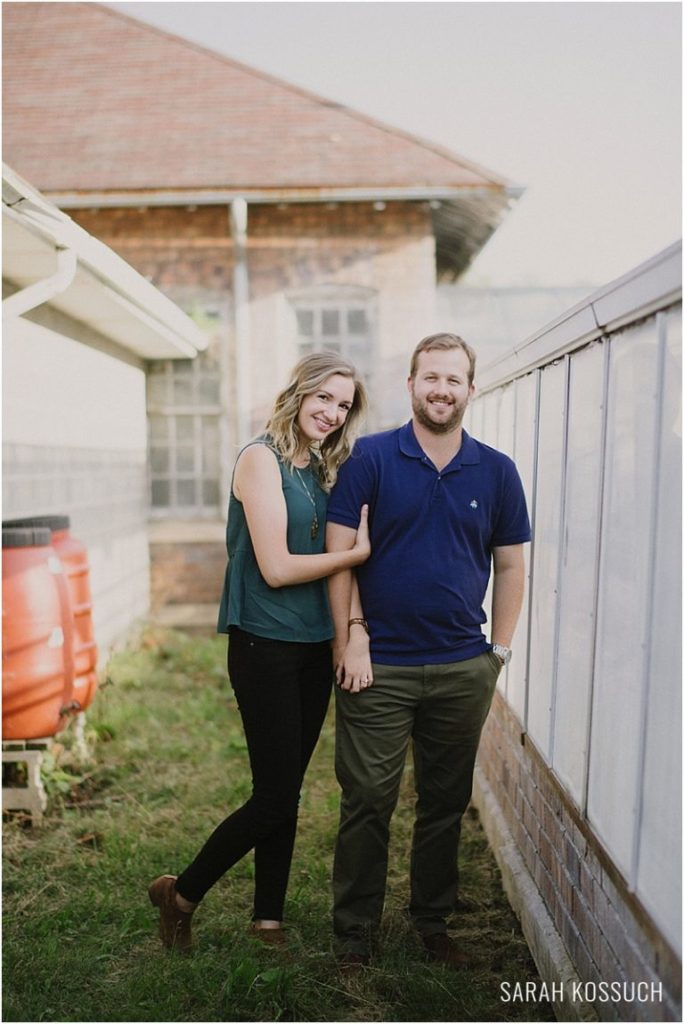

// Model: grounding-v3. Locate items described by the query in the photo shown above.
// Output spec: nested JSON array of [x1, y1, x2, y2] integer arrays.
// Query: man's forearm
[[491, 546, 526, 647], [326, 522, 357, 648], [327, 526, 372, 692], [328, 569, 353, 648]]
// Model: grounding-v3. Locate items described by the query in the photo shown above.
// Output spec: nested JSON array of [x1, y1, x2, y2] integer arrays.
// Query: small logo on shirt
[[470, 499, 479, 509]]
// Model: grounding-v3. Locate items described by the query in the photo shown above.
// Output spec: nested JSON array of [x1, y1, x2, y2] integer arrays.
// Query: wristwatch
[[492, 643, 512, 666]]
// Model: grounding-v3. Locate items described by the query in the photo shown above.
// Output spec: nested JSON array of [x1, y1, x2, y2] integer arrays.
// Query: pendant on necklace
[[295, 465, 320, 542]]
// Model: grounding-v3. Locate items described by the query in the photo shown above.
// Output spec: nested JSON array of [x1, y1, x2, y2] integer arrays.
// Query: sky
[[105, 1, 681, 289]]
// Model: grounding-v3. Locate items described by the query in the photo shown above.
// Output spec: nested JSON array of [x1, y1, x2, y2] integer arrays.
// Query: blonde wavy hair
[[264, 352, 368, 489]]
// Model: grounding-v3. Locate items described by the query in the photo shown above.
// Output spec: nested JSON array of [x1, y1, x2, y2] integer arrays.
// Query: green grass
[[3, 627, 555, 1022]]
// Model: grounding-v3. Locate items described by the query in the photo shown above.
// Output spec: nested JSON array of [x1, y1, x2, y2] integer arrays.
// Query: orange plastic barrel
[[3, 516, 98, 711], [2, 526, 76, 739]]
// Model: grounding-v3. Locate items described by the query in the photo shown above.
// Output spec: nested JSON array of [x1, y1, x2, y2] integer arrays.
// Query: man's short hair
[[410, 333, 477, 385]]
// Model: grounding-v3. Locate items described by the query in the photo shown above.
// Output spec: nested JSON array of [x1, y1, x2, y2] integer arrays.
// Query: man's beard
[[412, 395, 467, 435]]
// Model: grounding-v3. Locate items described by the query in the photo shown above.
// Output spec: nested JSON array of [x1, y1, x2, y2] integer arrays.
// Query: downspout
[[230, 198, 252, 447], [2, 246, 77, 319]]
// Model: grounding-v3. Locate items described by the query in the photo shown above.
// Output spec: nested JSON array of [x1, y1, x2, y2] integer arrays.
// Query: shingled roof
[[3, 1, 518, 276]]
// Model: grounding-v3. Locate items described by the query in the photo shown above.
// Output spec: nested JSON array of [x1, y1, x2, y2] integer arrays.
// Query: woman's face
[[297, 373, 356, 445]]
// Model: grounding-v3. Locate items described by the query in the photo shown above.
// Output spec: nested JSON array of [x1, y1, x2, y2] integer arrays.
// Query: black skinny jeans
[[176, 627, 333, 921]]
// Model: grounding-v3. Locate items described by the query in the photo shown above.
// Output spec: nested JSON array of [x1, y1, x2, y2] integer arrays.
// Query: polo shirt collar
[[398, 420, 481, 470]]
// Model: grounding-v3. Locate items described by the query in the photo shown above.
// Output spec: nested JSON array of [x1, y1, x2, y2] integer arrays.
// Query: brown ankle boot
[[148, 875, 194, 952], [248, 923, 287, 947], [421, 931, 470, 968]]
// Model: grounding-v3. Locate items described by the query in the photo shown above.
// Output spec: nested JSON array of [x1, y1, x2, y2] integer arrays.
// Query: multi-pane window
[[147, 345, 221, 516], [294, 297, 373, 379]]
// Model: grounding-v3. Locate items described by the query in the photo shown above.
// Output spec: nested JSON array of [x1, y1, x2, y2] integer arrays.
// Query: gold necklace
[[294, 467, 319, 539]]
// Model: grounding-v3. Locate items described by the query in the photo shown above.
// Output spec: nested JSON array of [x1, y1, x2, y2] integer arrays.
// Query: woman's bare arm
[[234, 444, 369, 588]]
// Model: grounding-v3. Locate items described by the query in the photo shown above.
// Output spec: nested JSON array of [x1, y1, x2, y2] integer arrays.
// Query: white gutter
[[47, 184, 525, 210], [2, 246, 77, 320], [2, 163, 208, 357]]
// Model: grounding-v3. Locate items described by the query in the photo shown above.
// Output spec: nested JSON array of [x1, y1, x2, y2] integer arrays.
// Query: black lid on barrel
[[2, 526, 53, 548], [2, 515, 70, 533]]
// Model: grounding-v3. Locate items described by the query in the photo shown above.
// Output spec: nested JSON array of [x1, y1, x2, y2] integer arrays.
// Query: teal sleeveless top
[[217, 438, 334, 642]]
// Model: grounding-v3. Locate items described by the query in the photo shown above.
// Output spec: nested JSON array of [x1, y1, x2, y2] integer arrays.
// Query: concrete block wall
[[476, 692, 681, 1022]]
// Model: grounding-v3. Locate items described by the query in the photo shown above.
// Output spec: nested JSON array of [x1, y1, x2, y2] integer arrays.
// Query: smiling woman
[[296, 380, 355, 449], [149, 351, 371, 952]]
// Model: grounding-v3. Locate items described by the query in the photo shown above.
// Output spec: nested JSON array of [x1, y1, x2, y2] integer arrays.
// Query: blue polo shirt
[[327, 422, 531, 665]]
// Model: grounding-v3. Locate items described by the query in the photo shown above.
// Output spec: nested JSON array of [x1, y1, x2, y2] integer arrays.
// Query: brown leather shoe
[[421, 932, 470, 968], [248, 923, 287, 947], [148, 875, 194, 952], [337, 951, 370, 975]]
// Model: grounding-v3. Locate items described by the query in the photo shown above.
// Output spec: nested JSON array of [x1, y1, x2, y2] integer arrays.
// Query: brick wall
[[72, 200, 437, 430], [476, 691, 681, 1022], [71, 205, 235, 292], [72, 201, 433, 300], [149, 540, 225, 611]]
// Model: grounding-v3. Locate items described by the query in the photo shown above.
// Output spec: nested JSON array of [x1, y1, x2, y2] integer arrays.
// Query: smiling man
[[326, 333, 531, 971]]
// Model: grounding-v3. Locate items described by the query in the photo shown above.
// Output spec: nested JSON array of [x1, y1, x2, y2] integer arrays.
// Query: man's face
[[408, 348, 475, 435]]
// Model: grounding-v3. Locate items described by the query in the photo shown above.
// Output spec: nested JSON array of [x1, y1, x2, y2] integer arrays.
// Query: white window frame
[[289, 286, 376, 385], [147, 347, 222, 518]]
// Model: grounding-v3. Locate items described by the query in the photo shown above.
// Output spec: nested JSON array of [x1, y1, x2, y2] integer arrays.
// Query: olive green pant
[[332, 651, 501, 954]]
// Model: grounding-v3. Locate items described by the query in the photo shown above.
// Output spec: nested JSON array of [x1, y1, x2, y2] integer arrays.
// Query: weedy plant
[[3, 626, 555, 1022]]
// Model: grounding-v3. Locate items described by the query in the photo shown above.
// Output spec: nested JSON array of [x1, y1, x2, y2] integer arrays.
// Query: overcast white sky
[[106, 1, 681, 289]]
